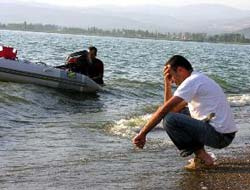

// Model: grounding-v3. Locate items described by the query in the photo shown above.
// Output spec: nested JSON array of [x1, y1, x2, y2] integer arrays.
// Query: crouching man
[[132, 55, 237, 170]]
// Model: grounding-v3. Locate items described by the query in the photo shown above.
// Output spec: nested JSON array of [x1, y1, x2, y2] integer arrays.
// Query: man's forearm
[[164, 80, 172, 103], [164, 80, 187, 113], [139, 105, 166, 136], [139, 96, 183, 136]]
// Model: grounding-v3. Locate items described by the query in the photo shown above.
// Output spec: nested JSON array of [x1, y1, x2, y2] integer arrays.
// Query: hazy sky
[[7, 0, 250, 9]]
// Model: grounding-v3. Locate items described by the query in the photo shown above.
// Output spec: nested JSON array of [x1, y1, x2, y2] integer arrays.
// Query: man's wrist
[[138, 130, 147, 136], [165, 81, 171, 87], [164, 78, 171, 83]]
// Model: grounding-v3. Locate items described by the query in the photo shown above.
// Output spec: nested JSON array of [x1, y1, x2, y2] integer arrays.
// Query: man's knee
[[163, 112, 177, 130]]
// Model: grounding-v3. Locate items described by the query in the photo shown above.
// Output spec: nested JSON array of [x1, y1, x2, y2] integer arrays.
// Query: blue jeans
[[163, 109, 235, 157]]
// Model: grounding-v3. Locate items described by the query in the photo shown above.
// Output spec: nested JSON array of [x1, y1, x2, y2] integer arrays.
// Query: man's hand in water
[[132, 133, 146, 149]]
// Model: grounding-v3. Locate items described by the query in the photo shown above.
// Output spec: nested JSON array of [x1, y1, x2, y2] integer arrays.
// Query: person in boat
[[132, 55, 237, 170], [56, 50, 89, 75], [87, 46, 104, 85]]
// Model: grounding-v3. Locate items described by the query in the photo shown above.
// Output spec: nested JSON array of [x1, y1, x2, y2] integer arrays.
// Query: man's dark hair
[[166, 55, 193, 72], [88, 46, 97, 56]]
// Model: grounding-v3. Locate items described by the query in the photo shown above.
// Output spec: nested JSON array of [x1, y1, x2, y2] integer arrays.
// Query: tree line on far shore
[[1, 22, 250, 44]]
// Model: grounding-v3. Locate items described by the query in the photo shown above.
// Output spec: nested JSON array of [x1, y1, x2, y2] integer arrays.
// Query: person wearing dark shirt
[[88, 46, 104, 85]]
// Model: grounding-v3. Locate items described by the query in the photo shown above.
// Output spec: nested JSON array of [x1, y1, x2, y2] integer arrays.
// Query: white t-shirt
[[174, 71, 237, 133]]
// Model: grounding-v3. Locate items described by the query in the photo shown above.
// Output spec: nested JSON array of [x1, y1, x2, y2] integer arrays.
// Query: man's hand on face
[[163, 65, 172, 83]]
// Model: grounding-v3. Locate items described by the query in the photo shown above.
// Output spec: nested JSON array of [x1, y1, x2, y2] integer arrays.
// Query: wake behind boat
[[0, 46, 102, 92]]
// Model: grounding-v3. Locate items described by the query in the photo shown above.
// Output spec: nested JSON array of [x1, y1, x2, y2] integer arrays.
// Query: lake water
[[0, 30, 250, 189]]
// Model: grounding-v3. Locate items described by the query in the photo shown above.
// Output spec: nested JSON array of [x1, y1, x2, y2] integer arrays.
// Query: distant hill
[[237, 27, 250, 38], [1, 2, 250, 33]]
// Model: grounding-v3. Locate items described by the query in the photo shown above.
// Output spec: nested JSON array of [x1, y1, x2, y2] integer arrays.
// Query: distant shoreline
[[1, 23, 250, 45]]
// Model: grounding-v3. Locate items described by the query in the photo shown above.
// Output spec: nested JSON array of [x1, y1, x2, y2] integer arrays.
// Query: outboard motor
[[0, 46, 17, 60], [66, 50, 89, 75]]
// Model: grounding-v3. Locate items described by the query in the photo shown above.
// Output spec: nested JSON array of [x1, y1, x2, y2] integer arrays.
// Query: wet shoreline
[[179, 148, 250, 190]]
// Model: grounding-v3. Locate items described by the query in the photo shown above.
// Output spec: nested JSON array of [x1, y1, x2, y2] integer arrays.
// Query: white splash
[[107, 114, 152, 138], [228, 94, 250, 107]]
